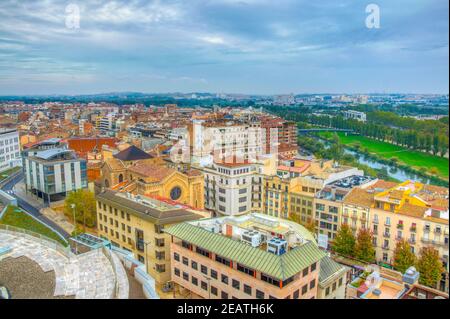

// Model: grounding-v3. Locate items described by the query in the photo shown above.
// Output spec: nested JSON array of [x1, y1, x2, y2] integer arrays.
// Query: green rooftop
[[165, 222, 326, 280]]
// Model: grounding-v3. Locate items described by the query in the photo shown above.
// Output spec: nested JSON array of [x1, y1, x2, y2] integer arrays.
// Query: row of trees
[[308, 114, 449, 157], [332, 224, 444, 288], [263, 105, 449, 158]]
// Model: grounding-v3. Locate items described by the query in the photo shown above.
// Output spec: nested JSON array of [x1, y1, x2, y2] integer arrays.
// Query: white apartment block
[[190, 120, 265, 166], [202, 161, 257, 217], [0, 128, 21, 173]]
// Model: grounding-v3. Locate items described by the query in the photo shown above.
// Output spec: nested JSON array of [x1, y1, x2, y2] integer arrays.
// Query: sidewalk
[[13, 181, 46, 210], [13, 181, 75, 235]]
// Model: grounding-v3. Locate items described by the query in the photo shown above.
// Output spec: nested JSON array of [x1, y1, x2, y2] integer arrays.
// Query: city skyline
[[0, 0, 448, 95]]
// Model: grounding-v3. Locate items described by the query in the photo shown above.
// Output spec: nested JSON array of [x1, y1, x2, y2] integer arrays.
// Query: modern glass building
[[22, 138, 87, 204]]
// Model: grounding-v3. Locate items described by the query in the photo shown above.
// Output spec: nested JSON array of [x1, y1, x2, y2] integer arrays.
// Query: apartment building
[[263, 174, 300, 220], [165, 213, 332, 299], [96, 189, 205, 284], [0, 128, 21, 173], [290, 179, 323, 224], [22, 138, 87, 203], [315, 175, 376, 244], [342, 180, 449, 292], [202, 159, 256, 217], [188, 119, 264, 165]]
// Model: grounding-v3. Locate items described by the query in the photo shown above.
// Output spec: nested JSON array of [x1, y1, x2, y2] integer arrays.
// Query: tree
[[332, 224, 356, 257], [416, 247, 444, 288], [64, 189, 97, 229], [393, 239, 416, 274], [354, 228, 375, 263]]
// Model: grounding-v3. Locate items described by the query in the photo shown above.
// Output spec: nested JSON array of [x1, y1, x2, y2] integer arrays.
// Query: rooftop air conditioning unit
[[267, 238, 288, 255], [241, 230, 262, 248]]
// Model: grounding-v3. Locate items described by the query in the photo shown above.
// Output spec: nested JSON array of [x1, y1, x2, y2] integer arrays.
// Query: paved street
[[1, 172, 70, 239]]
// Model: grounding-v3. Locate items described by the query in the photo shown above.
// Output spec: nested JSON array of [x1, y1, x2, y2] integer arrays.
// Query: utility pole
[[70, 203, 76, 233]]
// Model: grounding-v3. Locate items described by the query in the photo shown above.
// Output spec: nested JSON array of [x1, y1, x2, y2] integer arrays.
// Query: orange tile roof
[[343, 188, 375, 207], [129, 162, 175, 182]]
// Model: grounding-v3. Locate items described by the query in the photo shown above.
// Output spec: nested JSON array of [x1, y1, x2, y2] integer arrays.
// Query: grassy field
[[0, 205, 68, 246], [319, 132, 449, 179]]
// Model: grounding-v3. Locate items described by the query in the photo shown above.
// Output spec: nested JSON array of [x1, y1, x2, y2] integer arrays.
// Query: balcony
[[396, 236, 403, 241], [373, 219, 379, 225], [397, 224, 403, 230], [423, 227, 430, 233], [409, 227, 417, 233], [384, 222, 391, 227], [382, 245, 390, 251], [421, 237, 431, 244], [383, 233, 391, 238], [408, 238, 416, 245]]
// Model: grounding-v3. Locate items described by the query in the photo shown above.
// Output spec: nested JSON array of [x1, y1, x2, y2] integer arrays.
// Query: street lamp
[[70, 203, 77, 231]]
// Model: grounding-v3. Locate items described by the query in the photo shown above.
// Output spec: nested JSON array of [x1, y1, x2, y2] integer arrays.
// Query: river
[[313, 137, 433, 184]]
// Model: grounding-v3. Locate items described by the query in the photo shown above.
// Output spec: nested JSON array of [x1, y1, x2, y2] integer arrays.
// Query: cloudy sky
[[0, 0, 448, 95]]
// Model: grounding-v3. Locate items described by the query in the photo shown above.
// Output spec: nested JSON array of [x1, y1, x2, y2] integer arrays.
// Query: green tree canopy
[[354, 228, 375, 263], [64, 189, 97, 229], [416, 247, 444, 288], [393, 239, 416, 274], [332, 223, 355, 257]]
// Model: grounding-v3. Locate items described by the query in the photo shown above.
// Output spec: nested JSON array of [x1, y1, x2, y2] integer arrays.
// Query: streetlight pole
[[70, 203, 77, 232]]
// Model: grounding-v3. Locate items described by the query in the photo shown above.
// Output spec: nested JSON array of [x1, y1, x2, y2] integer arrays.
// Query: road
[[1, 172, 71, 239]]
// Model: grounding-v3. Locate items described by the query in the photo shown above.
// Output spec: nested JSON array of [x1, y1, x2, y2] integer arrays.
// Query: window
[[310, 279, 316, 289], [191, 261, 198, 270], [211, 286, 218, 296], [182, 272, 189, 281], [293, 290, 300, 299], [211, 269, 218, 279], [196, 247, 210, 258], [332, 282, 337, 291], [174, 268, 180, 277], [201, 265, 208, 275], [338, 277, 343, 287], [237, 263, 255, 277], [301, 284, 308, 295], [325, 287, 330, 296], [192, 277, 198, 286], [302, 267, 309, 277], [182, 257, 188, 266], [201, 281, 208, 291], [215, 255, 231, 266], [310, 262, 317, 272], [232, 279, 240, 290], [221, 274, 229, 285], [173, 253, 180, 261], [221, 291, 229, 299], [256, 290, 264, 299], [244, 284, 252, 295], [261, 273, 280, 287], [156, 264, 166, 273]]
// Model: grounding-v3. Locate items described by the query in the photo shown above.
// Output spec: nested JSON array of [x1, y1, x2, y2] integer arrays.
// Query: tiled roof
[[165, 222, 326, 280], [343, 188, 375, 207], [104, 158, 125, 171], [96, 189, 202, 225], [128, 162, 175, 181]]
